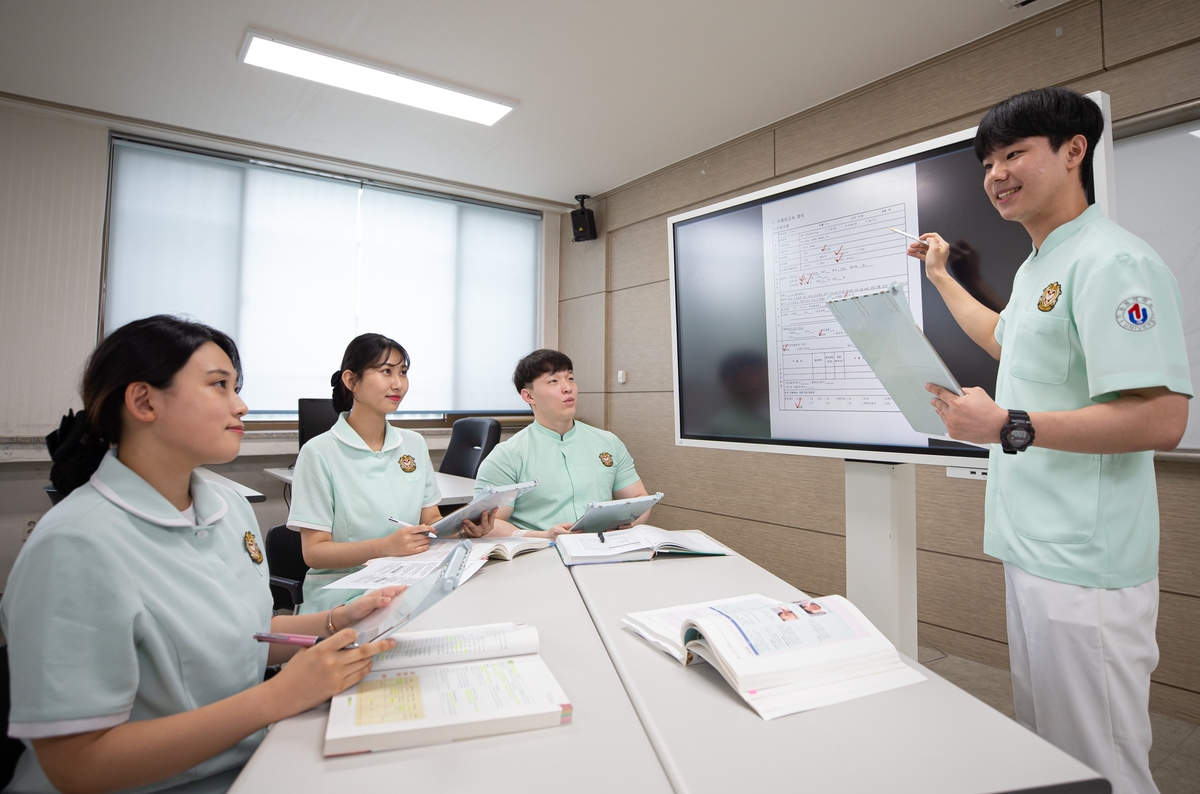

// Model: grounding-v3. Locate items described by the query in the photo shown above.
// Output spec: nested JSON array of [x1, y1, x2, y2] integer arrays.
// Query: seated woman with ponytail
[[1, 316, 401, 794], [287, 333, 492, 615]]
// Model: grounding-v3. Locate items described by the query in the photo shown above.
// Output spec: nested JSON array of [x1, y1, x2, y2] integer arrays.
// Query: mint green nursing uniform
[[287, 413, 440, 613], [985, 204, 1193, 587], [474, 419, 641, 532], [1, 451, 272, 793]]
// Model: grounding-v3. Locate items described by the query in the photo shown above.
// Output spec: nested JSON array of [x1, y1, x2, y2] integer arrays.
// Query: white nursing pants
[[1004, 562, 1159, 794]]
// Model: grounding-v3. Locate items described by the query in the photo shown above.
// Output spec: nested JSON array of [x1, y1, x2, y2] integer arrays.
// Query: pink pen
[[254, 632, 360, 650]]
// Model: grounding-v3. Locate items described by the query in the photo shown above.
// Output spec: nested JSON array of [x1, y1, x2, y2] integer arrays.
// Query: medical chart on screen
[[761, 165, 927, 447]]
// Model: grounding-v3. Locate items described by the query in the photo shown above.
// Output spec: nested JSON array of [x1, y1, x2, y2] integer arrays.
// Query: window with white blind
[[103, 139, 540, 414]]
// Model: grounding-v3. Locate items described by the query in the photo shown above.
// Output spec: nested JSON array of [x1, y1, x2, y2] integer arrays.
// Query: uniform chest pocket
[[1009, 313, 1071, 385], [594, 463, 617, 495]]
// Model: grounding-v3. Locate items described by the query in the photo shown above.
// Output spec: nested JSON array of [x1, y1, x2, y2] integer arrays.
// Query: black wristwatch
[[999, 409, 1035, 454]]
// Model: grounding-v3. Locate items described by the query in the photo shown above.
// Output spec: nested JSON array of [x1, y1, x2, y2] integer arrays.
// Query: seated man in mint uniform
[[475, 349, 653, 539], [910, 87, 1191, 794]]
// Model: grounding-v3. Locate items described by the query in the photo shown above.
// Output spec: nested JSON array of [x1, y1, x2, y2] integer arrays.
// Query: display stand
[[844, 461, 917, 658]]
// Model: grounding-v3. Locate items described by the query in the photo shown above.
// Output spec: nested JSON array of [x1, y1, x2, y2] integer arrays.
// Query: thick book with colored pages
[[324, 623, 571, 756], [624, 593, 924, 720]]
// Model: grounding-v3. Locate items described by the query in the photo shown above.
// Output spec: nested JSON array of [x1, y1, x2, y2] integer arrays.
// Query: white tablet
[[568, 493, 665, 534]]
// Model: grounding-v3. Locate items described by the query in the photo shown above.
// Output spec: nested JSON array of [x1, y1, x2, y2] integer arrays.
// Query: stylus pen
[[888, 226, 929, 246], [254, 632, 360, 650], [390, 515, 436, 538]]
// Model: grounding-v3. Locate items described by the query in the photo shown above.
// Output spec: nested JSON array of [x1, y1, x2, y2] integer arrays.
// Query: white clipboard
[[346, 540, 473, 644], [568, 493, 665, 534], [826, 282, 963, 436]]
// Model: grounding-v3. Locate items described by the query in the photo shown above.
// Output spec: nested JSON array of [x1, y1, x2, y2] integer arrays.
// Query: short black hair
[[513, 349, 573, 393], [974, 86, 1104, 200]]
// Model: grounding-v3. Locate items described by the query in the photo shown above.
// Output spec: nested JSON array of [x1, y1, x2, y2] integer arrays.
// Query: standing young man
[[474, 349, 653, 539], [912, 87, 1191, 794]]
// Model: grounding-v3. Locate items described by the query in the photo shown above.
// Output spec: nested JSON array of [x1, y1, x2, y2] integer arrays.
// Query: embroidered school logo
[[1037, 282, 1062, 312], [1116, 297, 1155, 332], [599, 452, 614, 467], [244, 532, 263, 564], [398, 454, 417, 473]]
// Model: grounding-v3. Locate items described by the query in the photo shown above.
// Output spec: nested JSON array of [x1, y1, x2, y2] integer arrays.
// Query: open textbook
[[324, 536, 553, 590], [624, 593, 925, 720], [556, 526, 730, 565], [325, 623, 571, 756]]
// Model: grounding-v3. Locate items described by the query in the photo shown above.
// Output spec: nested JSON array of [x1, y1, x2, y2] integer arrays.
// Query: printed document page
[[372, 623, 540, 670], [761, 165, 927, 447]]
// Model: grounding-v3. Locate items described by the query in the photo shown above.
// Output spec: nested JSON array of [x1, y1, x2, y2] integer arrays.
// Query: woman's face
[[347, 351, 409, 416], [144, 341, 248, 465]]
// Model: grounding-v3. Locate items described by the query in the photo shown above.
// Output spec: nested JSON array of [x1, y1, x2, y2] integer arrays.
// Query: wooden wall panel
[[774, 2, 1103, 177], [1156, 593, 1200, 692], [1073, 39, 1200, 121], [558, 199, 607, 301], [0, 105, 108, 436], [918, 622, 1012, 672], [651, 504, 846, 598], [1156, 462, 1200, 600], [605, 132, 774, 232], [607, 280, 672, 392], [610, 214, 669, 292], [557, 292, 606, 394], [917, 552, 1008, 644], [1151, 682, 1200, 725], [607, 391, 846, 533], [1101, 0, 1200, 68], [915, 464, 990, 562], [574, 392, 607, 429]]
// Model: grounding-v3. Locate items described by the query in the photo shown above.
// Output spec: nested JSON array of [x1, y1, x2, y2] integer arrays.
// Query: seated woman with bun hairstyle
[[286, 333, 492, 615], [1, 315, 401, 794]]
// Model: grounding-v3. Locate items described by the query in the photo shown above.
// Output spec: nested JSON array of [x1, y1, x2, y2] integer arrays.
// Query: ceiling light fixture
[[239, 31, 515, 126]]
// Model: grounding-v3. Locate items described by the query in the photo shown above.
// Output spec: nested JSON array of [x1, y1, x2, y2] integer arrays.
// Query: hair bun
[[330, 370, 342, 389], [46, 409, 90, 462]]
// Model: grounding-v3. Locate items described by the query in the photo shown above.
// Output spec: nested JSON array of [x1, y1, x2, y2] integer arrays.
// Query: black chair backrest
[[298, 399, 339, 449], [265, 524, 308, 611], [0, 645, 26, 788], [43, 485, 64, 506], [439, 418, 502, 479]]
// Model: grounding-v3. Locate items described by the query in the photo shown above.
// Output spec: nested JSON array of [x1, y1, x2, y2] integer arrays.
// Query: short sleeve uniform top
[[287, 413, 440, 613], [0, 451, 272, 794], [986, 204, 1193, 588], [473, 420, 640, 532]]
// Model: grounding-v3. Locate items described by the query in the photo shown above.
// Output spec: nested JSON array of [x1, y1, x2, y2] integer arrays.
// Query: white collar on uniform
[[89, 451, 229, 528], [329, 412, 403, 453]]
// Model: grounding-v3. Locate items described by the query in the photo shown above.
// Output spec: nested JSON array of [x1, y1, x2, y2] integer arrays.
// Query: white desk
[[195, 467, 265, 503], [230, 549, 672, 794], [570, 554, 1108, 794], [263, 468, 476, 507]]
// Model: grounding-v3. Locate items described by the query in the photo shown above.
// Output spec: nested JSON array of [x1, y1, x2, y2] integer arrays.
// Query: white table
[[196, 467, 265, 503], [230, 548, 672, 794], [264, 468, 476, 507], [570, 553, 1109, 794]]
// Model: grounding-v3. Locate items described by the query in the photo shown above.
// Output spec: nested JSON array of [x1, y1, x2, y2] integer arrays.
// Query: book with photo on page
[[324, 537, 553, 590], [555, 526, 731, 566], [324, 622, 571, 756], [623, 593, 925, 720]]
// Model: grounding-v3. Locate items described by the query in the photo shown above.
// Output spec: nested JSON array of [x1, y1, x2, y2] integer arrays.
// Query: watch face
[[1010, 428, 1030, 444]]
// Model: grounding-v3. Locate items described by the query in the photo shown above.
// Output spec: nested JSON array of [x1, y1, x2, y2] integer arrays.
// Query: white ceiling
[[0, 0, 1063, 205]]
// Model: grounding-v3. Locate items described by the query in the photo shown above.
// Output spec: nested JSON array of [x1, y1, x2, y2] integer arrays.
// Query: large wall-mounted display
[[669, 128, 1036, 465]]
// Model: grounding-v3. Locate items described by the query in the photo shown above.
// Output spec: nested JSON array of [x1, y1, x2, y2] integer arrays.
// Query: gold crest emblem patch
[[1038, 282, 1062, 312], [244, 531, 263, 564], [599, 452, 614, 467], [398, 454, 417, 473]]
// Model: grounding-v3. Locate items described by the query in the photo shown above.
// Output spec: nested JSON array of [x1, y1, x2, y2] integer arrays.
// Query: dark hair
[[973, 86, 1104, 200], [512, 349, 573, 394], [331, 333, 410, 413], [46, 315, 242, 496]]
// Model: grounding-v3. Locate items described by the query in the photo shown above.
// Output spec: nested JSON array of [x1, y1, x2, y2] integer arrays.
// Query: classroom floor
[[918, 645, 1200, 794]]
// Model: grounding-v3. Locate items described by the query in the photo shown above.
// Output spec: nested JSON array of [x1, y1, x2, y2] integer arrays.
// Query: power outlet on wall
[[22, 517, 38, 542]]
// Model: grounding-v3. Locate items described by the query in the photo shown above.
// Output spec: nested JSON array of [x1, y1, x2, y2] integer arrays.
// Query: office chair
[[265, 524, 307, 613], [42, 485, 63, 507], [439, 418, 501, 480], [0, 645, 26, 788], [297, 398, 339, 450]]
